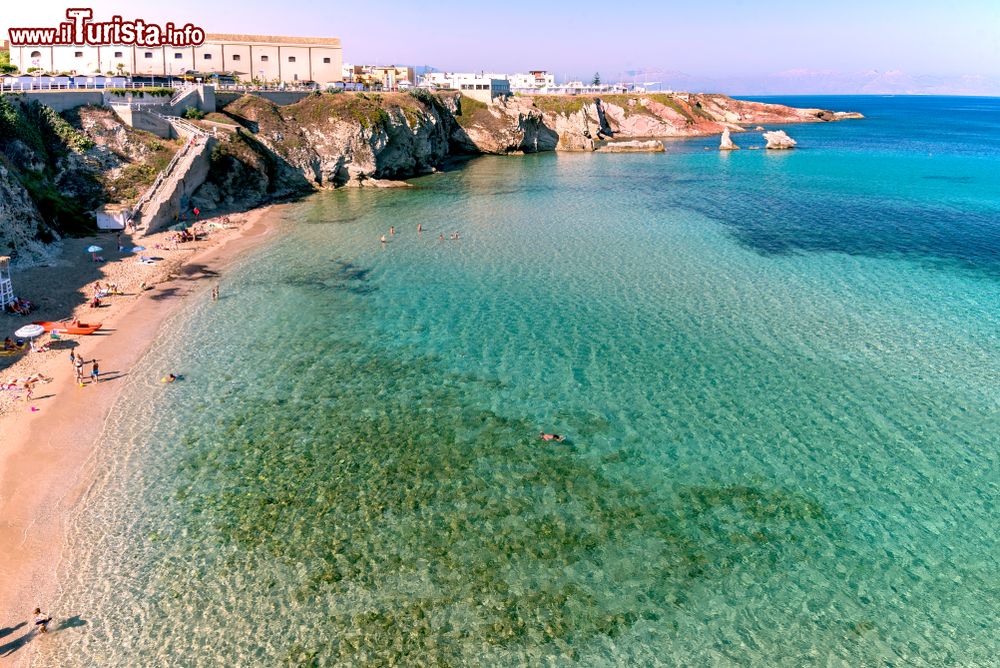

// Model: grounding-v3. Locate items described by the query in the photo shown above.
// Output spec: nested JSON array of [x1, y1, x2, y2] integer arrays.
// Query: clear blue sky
[[5, 1, 1000, 93]]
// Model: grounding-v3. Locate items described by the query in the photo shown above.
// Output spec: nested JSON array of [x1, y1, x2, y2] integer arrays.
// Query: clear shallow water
[[45, 97, 1000, 666]]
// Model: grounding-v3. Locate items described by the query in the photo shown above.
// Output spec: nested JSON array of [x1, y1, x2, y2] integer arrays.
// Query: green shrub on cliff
[[454, 96, 489, 128], [33, 103, 94, 153], [0, 95, 45, 153], [532, 96, 593, 116]]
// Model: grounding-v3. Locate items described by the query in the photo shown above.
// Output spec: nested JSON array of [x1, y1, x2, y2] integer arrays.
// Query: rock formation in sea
[[595, 140, 665, 153], [719, 129, 740, 150], [763, 130, 797, 150]]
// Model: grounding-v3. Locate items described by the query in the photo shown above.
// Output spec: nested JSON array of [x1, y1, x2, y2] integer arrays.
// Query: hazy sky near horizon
[[5, 1, 1000, 92]]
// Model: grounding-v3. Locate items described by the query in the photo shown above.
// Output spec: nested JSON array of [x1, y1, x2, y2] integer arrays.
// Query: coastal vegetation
[[532, 95, 591, 116], [0, 96, 100, 236], [454, 95, 489, 128]]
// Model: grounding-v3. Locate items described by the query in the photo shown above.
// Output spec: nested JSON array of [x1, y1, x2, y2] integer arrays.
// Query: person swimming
[[162, 373, 180, 383], [539, 432, 565, 442]]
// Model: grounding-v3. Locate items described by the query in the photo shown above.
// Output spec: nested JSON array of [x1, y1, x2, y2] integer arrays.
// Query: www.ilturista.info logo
[[8, 8, 205, 47]]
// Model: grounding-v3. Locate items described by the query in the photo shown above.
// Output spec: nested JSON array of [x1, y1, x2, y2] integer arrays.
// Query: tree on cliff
[[0, 50, 18, 75], [592, 72, 601, 86]]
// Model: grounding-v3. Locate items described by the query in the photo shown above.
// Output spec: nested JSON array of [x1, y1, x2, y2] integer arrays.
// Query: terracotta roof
[[205, 34, 341, 47]]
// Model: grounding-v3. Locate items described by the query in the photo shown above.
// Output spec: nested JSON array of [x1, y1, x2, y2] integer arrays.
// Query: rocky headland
[[0, 89, 861, 265]]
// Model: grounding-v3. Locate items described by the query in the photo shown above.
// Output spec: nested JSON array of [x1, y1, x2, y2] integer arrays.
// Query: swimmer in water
[[162, 373, 179, 383], [539, 432, 565, 442]]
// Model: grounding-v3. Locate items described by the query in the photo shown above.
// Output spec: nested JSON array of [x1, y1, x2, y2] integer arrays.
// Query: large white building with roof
[[8, 33, 342, 84]]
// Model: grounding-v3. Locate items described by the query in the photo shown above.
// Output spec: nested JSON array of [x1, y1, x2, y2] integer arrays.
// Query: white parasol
[[14, 324, 45, 339]]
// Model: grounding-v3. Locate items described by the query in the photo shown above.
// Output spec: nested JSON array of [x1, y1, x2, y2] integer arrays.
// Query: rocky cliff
[[198, 90, 861, 197], [2, 89, 861, 265], [525, 93, 861, 150]]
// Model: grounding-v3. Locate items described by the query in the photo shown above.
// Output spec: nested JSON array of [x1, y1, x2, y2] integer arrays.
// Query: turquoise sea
[[45, 97, 999, 666]]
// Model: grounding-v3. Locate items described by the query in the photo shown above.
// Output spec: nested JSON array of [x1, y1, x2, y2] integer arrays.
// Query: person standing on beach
[[33, 608, 52, 633], [69, 349, 75, 368], [91, 359, 100, 384], [116, 232, 124, 253], [211, 286, 219, 302], [74, 357, 85, 386]]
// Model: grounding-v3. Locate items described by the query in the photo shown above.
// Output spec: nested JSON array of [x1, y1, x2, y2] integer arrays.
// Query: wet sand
[[0, 206, 283, 665]]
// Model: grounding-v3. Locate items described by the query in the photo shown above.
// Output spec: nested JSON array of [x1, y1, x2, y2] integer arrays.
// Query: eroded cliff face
[[215, 92, 455, 189], [450, 96, 559, 154], [197, 91, 861, 197], [0, 164, 50, 264]]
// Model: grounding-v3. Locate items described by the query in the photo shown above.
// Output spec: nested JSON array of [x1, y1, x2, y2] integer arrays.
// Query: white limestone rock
[[763, 130, 797, 149], [719, 128, 740, 150]]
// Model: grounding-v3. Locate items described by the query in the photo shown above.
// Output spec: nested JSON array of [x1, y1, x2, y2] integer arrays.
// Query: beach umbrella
[[130, 246, 146, 253], [14, 324, 45, 339], [86, 245, 103, 253]]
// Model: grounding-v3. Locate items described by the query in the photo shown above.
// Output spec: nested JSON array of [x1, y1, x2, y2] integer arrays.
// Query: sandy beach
[[0, 206, 282, 664]]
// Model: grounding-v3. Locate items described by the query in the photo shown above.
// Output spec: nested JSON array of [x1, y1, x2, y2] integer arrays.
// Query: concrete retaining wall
[[169, 85, 216, 115], [110, 108, 173, 138], [1, 90, 104, 112]]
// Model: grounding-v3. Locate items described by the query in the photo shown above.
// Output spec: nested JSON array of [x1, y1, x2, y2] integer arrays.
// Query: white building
[[507, 70, 556, 92], [418, 72, 510, 103]]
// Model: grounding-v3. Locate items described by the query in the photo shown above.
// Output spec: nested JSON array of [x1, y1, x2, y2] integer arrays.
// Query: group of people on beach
[[69, 349, 99, 386], [0, 373, 52, 401], [5, 296, 34, 316]]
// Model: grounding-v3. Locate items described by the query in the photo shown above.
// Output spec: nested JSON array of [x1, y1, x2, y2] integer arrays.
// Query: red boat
[[33, 321, 103, 335]]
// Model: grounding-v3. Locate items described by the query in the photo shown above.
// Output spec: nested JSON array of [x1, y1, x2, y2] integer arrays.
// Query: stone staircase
[[130, 116, 214, 236]]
